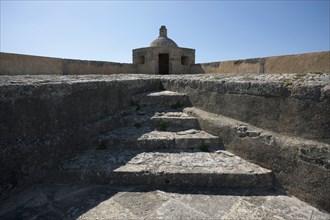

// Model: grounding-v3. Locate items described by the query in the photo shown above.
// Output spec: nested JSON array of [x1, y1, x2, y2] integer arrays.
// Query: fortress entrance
[[159, 54, 169, 74]]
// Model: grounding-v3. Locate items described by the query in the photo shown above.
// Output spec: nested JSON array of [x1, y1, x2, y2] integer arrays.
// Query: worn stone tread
[[99, 128, 220, 149], [1, 184, 329, 220], [132, 90, 191, 107], [120, 107, 199, 131], [151, 111, 200, 130], [48, 149, 273, 188]]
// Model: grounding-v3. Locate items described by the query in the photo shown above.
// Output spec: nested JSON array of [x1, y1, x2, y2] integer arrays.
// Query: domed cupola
[[150, 25, 178, 47]]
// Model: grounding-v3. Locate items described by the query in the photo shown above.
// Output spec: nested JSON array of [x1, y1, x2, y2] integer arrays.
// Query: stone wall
[[161, 73, 330, 143], [161, 73, 330, 211], [185, 107, 330, 212], [1, 51, 329, 75], [0, 52, 63, 75], [0, 75, 160, 194], [63, 59, 137, 75], [191, 51, 330, 74], [0, 52, 136, 75], [191, 59, 261, 74]]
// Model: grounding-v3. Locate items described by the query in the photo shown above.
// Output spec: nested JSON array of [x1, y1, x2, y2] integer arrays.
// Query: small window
[[181, 56, 189, 65], [138, 56, 145, 64]]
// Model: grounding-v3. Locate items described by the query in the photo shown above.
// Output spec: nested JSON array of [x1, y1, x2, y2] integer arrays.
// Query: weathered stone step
[[48, 149, 274, 189], [98, 128, 220, 150], [2, 184, 329, 220], [150, 111, 200, 131], [131, 90, 190, 107], [120, 107, 197, 130]]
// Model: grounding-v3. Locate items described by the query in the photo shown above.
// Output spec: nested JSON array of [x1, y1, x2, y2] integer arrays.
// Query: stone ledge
[[1, 73, 329, 101], [184, 107, 330, 212], [162, 73, 330, 142]]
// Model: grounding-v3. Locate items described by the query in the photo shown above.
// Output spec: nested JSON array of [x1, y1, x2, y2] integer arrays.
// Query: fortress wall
[[0, 52, 63, 75], [191, 59, 261, 74], [0, 52, 137, 75], [264, 51, 330, 73], [1, 51, 329, 75], [63, 59, 137, 75], [0, 75, 160, 194], [191, 51, 330, 74]]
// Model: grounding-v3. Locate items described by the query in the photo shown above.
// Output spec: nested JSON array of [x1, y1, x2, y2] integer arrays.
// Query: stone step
[[131, 90, 191, 107], [150, 111, 200, 131], [98, 128, 220, 150], [48, 149, 274, 189], [121, 107, 196, 130], [2, 184, 329, 220]]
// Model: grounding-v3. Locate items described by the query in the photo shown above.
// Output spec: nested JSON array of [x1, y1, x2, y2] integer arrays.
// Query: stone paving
[[0, 184, 329, 220]]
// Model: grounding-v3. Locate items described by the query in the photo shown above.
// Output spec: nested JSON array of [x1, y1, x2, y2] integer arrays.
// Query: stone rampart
[[0, 52, 136, 75], [191, 51, 330, 74], [0, 52, 63, 75], [63, 59, 137, 75], [1, 51, 329, 75]]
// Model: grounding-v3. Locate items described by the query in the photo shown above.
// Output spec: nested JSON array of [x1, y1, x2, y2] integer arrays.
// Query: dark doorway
[[159, 54, 169, 74]]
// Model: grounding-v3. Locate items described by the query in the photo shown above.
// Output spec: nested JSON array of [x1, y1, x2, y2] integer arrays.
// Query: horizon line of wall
[[0, 51, 329, 75]]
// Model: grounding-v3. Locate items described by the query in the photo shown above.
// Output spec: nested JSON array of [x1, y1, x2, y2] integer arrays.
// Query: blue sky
[[1, 1, 329, 63]]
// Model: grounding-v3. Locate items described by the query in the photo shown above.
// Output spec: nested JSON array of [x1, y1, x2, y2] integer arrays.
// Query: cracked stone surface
[[50, 148, 273, 188], [59, 149, 268, 175], [153, 112, 192, 118], [116, 150, 270, 174], [150, 111, 200, 131], [99, 128, 220, 149], [1, 73, 328, 87], [117, 106, 198, 132], [132, 90, 191, 107], [1, 184, 328, 220], [140, 91, 187, 97]]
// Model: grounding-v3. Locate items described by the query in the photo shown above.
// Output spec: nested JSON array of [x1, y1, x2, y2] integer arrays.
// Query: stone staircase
[[48, 90, 274, 189]]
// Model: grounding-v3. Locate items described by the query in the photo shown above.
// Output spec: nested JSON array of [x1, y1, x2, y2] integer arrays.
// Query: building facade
[[132, 26, 195, 74]]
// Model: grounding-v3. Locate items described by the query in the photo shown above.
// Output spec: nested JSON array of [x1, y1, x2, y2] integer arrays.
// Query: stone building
[[133, 26, 195, 74]]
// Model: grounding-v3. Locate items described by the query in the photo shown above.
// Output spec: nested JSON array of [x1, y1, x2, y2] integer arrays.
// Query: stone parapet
[[2, 51, 328, 75], [0, 52, 137, 75], [191, 51, 330, 74]]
